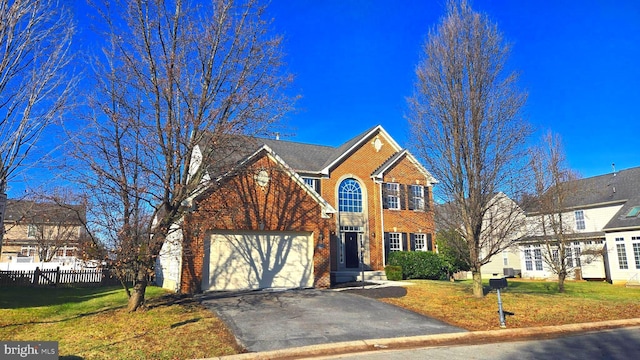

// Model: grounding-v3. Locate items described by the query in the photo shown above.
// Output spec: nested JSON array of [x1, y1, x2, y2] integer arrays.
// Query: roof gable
[[202, 144, 336, 216], [371, 149, 437, 184], [319, 125, 402, 175]]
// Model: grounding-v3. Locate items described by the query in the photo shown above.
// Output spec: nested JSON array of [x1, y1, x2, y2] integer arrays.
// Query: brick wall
[[180, 153, 332, 293], [318, 129, 435, 271]]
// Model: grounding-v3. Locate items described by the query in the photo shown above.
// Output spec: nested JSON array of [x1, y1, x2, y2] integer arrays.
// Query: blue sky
[[265, 0, 640, 178], [6, 0, 640, 197]]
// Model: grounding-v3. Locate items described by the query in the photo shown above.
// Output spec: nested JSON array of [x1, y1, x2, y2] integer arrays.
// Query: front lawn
[[380, 279, 640, 331], [0, 286, 241, 360]]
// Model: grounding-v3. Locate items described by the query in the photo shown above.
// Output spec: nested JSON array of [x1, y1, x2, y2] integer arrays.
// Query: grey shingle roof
[[260, 138, 336, 173], [533, 166, 640, 231], [561, 167, 639, 208], [3, 200, 86, 225], [604, 194, 640, 230]]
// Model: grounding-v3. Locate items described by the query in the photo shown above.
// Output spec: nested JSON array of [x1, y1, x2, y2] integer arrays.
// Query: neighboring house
[[435, 192, 525, 279], [156, 125, 437, 293], [519, 166, 640, 284], [0, 200, 87, 264]]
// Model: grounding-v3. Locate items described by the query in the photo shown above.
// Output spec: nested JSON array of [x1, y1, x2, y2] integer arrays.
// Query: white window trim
[[385, 183, 400, 210], [411, 185, 425, 211], [414, 233, 427, 251], [389, 232, 402, 251], [574, 210, 585, 231]]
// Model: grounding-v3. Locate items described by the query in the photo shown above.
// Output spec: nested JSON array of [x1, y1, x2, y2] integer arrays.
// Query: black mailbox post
[[490, 277, 508, 328]]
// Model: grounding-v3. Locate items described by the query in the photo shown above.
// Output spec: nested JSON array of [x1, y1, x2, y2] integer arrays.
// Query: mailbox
[[490, 277, 508, 290]]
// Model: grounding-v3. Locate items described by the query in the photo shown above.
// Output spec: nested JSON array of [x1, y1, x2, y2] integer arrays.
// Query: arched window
[[338, 178, 362, 213]]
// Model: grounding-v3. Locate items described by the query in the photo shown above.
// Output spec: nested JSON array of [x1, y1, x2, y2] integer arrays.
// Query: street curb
[[200, 318, 640, 360]]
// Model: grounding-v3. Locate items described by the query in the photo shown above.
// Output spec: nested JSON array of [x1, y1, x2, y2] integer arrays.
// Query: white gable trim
[[320, 125, 401, 176], [371, 149, 438, 185], [212, 144, 336, 217]]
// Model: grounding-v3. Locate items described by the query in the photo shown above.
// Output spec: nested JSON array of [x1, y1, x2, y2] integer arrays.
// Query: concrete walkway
[[199, 286, 464, 353]]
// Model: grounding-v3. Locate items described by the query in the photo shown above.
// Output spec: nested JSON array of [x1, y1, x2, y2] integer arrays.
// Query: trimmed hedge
[[384, 265, 403, 281], [387, 251, 448, 280]]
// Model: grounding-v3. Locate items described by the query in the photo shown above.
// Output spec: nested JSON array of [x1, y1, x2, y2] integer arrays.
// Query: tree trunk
[[558, 271, 566, 293], [472, 269, 484, 298], [127, 267, 148, 312]]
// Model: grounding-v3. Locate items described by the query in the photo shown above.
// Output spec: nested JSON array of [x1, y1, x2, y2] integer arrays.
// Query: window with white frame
[[303, 177, 320, 193], [632, 237, 640, 270], [389, 233, 402, 252], [54, 246, 76, 258], [524, 247, 533, 271], [27, 224, 38, 238], [533, 245, 543, 271], [384, 183, 400, 210], [552, 248, 559, 265], [574, 210, 585, 230], [503, 251, 509, 266], [616, 237, 628, 270], [573, 242, 582, 267], [338, 178, 363, 213], [410, 185, 425, 211], [21, 246, 37, 257], [414, 233, 427, 251]]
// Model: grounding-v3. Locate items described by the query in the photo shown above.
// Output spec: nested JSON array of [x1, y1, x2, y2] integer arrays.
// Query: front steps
[[332, 270, 387, 284]]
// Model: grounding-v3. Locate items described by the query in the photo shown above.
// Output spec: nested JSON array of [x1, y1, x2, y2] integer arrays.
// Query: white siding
[[155, 225, 183, 292], [605, 230, 640, 284], [579, 205, 624, 233]]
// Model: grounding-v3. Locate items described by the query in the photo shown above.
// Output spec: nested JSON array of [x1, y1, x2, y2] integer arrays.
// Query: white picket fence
[[1, 258, 102, 272]]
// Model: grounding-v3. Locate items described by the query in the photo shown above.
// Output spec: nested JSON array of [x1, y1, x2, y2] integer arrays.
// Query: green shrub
[[384, 265, 403, 281], [388, 251, 448, 280]]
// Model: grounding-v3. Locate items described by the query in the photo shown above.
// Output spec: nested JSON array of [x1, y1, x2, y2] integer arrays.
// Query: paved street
[[321, 326, 640, 360], [200, 288, 464, 352]]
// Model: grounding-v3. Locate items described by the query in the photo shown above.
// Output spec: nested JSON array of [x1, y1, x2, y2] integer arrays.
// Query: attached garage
[[201, 231, 314, 291]]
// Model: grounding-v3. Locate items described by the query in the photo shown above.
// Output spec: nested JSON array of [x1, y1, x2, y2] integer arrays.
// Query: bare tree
[[71, 0, 294, 311], [527, 132, 601, 293], [0, 0, 76, 257], [408, 0, 530, 297]]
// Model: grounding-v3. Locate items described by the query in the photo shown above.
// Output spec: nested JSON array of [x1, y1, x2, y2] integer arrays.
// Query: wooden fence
[[0, 267, 153, 287]]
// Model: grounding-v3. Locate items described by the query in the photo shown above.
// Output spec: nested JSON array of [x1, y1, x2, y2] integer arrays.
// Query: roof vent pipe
[[612, 163, 616, 176]]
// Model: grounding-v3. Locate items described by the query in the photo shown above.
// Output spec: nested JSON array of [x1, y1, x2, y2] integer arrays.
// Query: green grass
[[0, 286, 241, 359], [381, 279, 640, 331]]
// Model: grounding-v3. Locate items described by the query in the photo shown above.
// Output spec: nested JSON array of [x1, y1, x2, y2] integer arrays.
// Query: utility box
[[490, 277, 508, 290]]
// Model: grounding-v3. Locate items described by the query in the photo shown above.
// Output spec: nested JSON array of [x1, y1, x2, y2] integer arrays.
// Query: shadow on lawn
[[0, 306, 125, 328], [0, 286, 125, 309]]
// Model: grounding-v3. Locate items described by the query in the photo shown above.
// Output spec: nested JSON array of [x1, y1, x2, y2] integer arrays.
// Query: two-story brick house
[[156, 125, 437, 293]]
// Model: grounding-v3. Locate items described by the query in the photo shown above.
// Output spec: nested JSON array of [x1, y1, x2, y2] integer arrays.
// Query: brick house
[[156, 125, 437, 293]]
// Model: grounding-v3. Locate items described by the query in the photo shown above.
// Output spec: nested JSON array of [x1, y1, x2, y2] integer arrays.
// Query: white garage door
[[202, 231, 314, 291]]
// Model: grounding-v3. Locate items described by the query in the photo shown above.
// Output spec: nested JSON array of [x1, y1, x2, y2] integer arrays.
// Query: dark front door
[[345, 232, 359, 268]]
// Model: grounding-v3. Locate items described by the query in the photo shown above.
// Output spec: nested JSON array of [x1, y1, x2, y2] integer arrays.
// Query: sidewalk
[[200, 318, 640, 360]]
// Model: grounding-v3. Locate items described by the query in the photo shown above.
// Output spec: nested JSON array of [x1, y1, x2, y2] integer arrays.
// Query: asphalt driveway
[[199, 287, 465, 352]]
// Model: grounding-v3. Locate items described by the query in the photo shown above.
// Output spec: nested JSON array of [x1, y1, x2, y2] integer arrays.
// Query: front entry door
[[345, 232, 359, 268]]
